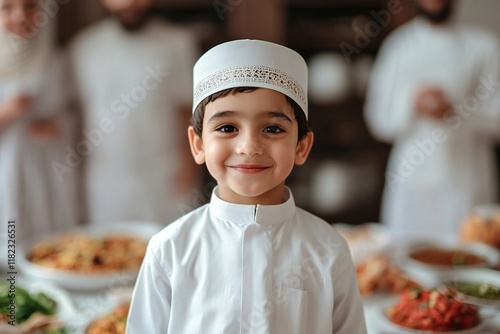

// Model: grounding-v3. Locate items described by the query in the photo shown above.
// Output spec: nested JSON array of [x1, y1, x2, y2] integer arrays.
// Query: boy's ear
[[295, 131, 314, 165], [188, 126, 205, 165]]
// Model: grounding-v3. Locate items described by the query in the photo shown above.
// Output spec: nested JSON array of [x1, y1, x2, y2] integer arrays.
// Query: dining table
[[336, 223, 500, 334], [7, 265, 499, 334], [3, 220, 499, 334]]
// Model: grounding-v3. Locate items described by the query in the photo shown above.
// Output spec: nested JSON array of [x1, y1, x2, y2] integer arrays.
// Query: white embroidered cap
[[193, 39, 308, 118]]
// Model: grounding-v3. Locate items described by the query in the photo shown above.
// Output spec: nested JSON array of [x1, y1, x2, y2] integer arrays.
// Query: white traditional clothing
[[127, 187, 366, 334], [69, 18, 197, 225], [0, 1, 79, 246], [0, 52, 79, 243], [364, 17, 500, 242]]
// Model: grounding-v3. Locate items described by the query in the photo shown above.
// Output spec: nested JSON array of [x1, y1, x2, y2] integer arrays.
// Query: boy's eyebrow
[[207, 110, 293, 123], [208, 110, 236, 123], [266, 111, 292, 124]]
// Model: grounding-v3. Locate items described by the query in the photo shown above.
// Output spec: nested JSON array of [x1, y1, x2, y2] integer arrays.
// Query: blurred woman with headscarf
[[0, 0, 79, 244]]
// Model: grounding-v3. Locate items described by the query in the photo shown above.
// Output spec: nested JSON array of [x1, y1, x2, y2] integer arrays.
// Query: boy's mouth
[[229, 164, 270, 174]]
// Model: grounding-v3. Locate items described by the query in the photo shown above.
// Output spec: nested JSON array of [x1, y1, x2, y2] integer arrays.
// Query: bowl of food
[[380, 288, 485, 333], [396, 241, 500, 285], [440, 268, 500, 308], [0, 280, 78, 334], [460, 204, 500, 249], [356, 255, 423, 296], [18, 221, 162, 291], [83, 285, 133, 334], [86, 303, 130, 334]]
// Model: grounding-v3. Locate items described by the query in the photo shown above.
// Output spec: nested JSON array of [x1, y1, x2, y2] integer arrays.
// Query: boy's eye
[[263, 125, 284, 134], [216, 125, 237, 133]]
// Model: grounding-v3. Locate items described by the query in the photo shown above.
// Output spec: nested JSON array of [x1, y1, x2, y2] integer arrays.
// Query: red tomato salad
[[387, 288, 480, 331]]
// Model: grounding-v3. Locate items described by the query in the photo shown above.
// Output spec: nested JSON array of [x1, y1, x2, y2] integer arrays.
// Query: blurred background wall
[[57, 0, 500, 225], [456, 0, 500, 38]]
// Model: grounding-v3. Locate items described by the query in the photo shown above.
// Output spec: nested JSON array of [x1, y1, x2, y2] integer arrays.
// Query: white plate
[[18, 221, 163, 291], [0, 279, 79, 333], [377, 304, 487, 334], [396, 241, 500, 286], [440, 268, 500, 308]]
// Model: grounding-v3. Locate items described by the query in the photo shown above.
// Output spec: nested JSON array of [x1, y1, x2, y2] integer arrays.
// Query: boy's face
[[189, 88, 313, 205]]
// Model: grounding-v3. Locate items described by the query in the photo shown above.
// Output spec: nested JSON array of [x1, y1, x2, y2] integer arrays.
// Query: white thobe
[[0, 52, 79, 244], [69, 18, 197, 225], [364, 17, 500, 243], [127, 188, 367, 334]]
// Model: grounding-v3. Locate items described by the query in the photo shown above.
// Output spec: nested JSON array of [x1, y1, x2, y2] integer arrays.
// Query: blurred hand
[[0, 94, 32, 127], [414, 87, 453, 120], [28, 119, 60, 142]]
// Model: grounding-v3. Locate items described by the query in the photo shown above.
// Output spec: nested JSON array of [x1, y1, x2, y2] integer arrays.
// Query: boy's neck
[[217, 183, 287, 206]]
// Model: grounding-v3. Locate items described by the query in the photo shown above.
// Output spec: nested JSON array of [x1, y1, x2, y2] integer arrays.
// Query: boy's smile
[[228, 164, 270, 174], [189, 88, 313, 206]]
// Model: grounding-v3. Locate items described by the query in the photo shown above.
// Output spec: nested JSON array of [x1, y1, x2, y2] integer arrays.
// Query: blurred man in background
[[70, 0, 199, 226], [364, 0, 500, 242]]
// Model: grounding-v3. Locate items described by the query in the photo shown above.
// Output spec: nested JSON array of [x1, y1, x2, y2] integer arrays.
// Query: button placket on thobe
[[209, 190, 295, 334]]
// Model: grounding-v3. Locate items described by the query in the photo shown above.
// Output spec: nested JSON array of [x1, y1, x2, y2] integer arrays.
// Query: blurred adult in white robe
[[69, 0, 199, 226], [0, 0, 80, 245], [364, 0, 500, 242]]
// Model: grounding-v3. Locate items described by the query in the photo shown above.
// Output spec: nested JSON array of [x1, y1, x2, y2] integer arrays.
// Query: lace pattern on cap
[[194, 65, 306, 108]]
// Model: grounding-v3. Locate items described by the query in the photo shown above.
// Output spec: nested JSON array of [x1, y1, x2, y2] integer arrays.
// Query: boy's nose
[[235, 133, 264, 157]]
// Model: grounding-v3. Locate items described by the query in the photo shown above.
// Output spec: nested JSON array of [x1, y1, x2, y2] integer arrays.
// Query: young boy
[[126, 39, 367, 334]]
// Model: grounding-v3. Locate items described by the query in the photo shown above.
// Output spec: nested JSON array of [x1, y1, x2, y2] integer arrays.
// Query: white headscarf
[[0, 0, 54, 82]]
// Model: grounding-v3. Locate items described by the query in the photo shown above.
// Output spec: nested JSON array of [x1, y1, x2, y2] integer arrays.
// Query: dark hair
[[192, 87, 311, 141]]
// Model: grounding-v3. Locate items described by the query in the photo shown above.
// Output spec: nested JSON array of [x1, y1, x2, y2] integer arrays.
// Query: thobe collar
[[209, 186, 296, 226]]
